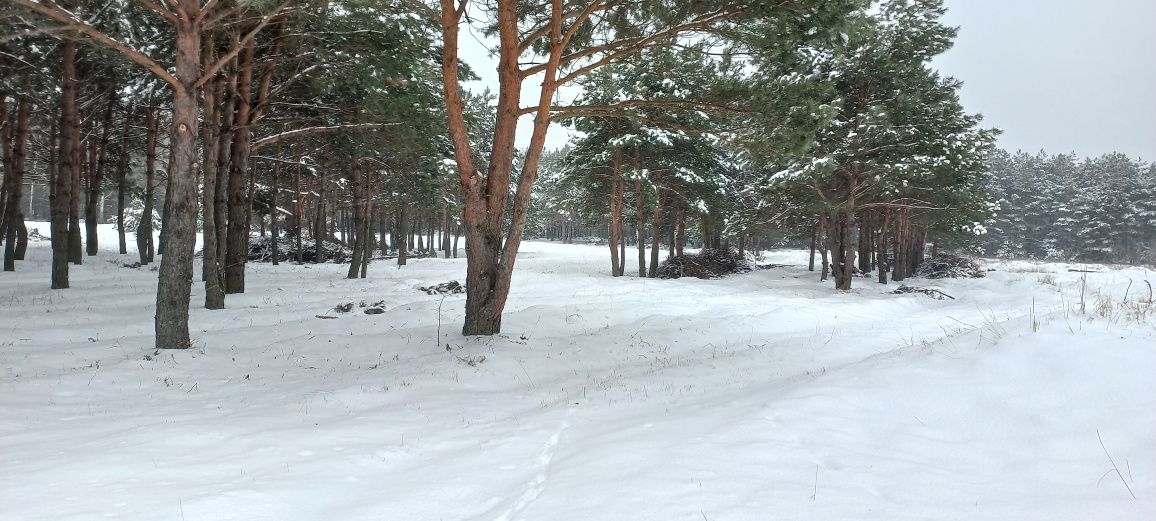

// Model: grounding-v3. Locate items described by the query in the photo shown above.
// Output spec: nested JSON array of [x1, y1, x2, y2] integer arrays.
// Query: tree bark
[[85, 91, 116, 256], [115, 104, 132, 255], [224, 37, 255, 294], [270, 158, 280, 266], [294, 163, 303, 263], [397, 201, 408, 266], [154, 5, 203, 349], [635, 179, 646, 277], [346, 156, 363, 279], [67, 65, 84, 265], [648, 184, 663, 278], [607, 146, 623, 276], [2, 92, 29, 271], [51, 38, 78, 288], [201, 57, 225, 308], [137, 105, 157, 265]]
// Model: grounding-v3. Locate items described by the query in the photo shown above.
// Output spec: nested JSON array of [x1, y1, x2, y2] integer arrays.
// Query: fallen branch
[[893, 285, 955, 300]]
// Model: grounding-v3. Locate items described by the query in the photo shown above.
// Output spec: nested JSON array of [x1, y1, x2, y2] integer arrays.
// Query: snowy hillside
[[1, 224, 1153, 520]]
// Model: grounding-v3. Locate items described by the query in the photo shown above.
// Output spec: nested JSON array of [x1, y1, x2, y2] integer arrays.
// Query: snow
[[1, 223, 1153, 520]]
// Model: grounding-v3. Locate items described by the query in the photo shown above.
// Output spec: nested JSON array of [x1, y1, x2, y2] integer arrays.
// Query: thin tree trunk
[[648, 185, 663, 278], [137, 105, 157, 265], [67, 73, 84, 265], [808, 219, 818, 271], [314, 168, 325, 263], [819, 212, 829, 282], [346, 156, 363, 279], [115, 103, 131, 255], [608, 146, 623, 276], [270, 158, 280, 266], [85, 91, 115, 256], [294, 163, 303, 263], [397, 201, 408, 266], [635, 179, 646, 277]]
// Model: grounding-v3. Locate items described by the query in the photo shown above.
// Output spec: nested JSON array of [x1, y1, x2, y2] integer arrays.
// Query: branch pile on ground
[[657, 248, 751, 279], [243, 235, 351, 263], [916, 254, 985, 279], [419, 280, 465, 295]]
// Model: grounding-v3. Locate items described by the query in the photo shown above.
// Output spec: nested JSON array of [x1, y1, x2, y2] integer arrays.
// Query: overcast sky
[[936, 0, 1155, 160], [462, 1, 1155, 160]]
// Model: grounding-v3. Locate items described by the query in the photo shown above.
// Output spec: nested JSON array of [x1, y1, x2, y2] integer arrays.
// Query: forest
[[0, 1, 1153, 519], [2, 0, 1152, 347]]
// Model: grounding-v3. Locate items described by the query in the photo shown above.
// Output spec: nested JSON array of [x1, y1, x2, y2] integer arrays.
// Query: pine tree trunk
[[115, 103, 131, 255], [635, 179, 646, 277], [199, 60, 225, 308], [314, 169, 325, 263], [270, 159, 280, 266], [84, 92, 115, 256], [295, 163, 304, 263], [153, 14, 202, 349], [648, 185, 663, 278], [2, 90, 29, 271], [224, 39, 255, 293], [52, 39, 78, 288], [397, 201, 408, 266], [138, 106, 157, 265], [346, 156, 363, 279], [66, 77, 83, 265], [819, 212, 830, 282]]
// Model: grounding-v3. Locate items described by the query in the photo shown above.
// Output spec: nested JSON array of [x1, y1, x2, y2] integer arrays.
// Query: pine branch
[[8, 0, 180, 90]]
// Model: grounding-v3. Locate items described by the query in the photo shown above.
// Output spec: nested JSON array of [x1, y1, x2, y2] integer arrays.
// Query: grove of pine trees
[[1, 0, 1150, 349]]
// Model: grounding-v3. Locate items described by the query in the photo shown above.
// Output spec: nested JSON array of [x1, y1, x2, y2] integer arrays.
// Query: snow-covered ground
[[1, 223, 1153, 520]]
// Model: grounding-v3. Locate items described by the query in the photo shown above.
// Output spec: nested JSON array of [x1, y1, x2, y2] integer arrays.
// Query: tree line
[[980, 150, 1155, 264], [1, 0, 1020, 349]]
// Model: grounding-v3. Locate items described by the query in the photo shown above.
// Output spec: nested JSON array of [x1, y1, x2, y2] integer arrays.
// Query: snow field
[[0, 223, 1153, 520]]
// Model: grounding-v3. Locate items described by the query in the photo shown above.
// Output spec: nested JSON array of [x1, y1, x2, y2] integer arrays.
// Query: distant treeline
[[981, 150, 1156, 264]]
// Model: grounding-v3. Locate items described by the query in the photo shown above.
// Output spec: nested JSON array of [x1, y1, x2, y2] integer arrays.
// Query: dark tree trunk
[[635, 179, 646, 277], [294, 163, 303, 263], [857, 211, 872, 273], [808, 219, 818, 271], [674, 209, 685, 258], [2, 91, 30, 271], [201, 60, 225, 309], [67, 71, 84, 265], [346, 156, 363, 279], [85, 92, 115, 256], [607, 147, 624, 275], [648, 185, 663, 278], [397, 201, 408, 266], [115, 103, 131, 255], [137, 105, 157, 265], [314, 169, 325, 263], [270, 159, 280, 266], [818, 212, 830, 282], [51, 39, 78, 288], [224, 39, 255, 294]]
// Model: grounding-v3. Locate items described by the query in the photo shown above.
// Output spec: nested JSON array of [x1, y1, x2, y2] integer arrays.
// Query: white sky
[[936, 0, 1155, 160], [458, 0, 1156, 160]]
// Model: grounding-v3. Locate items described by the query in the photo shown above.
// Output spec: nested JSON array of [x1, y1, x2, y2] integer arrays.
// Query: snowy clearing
[[1, 224, 1154, 520]]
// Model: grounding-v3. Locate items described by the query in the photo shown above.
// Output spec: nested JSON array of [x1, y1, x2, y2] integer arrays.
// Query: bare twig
[[1097, 430, 1137, 499]]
